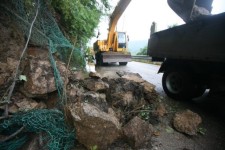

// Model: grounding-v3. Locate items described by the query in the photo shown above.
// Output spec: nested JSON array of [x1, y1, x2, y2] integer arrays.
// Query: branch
[[0, 126, 25, 143], [4, 0, 40, 117], [0, 115, 13, 121]]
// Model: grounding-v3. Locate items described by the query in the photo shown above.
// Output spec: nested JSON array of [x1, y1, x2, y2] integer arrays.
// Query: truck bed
[[148, 12, 225, 63]]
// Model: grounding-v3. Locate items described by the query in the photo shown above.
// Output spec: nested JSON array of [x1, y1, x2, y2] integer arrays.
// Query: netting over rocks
[[0, 0, 85, 103], [0, 109, 75, 150], [0, 0, 81, 149]]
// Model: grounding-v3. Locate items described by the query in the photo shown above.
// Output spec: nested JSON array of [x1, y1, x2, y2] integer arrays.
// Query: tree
[[51, 0, 110, 46], [167, 23, 178, 28], [136, 45, 147, 55]]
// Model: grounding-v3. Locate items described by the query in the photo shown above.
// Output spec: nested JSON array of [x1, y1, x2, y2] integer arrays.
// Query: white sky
[[89, 0, 225, 45]]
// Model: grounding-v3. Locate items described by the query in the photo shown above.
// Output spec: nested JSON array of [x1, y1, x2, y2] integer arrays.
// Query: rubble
[[0, 24, 160, 149], [173, 109, 202, 135], [68, 102, 121, 149], [122, 116, 153, 149]]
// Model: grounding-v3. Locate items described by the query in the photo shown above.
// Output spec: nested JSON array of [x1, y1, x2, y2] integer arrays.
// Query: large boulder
[[68, 102, 121, 149], [122, 116, 153, 149], [106, 78, 145, 109], [173, 109, 202, 135], [23, 57, 68, 96]]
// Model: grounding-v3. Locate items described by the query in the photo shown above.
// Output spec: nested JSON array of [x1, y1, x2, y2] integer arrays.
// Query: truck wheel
[[95, 53, 105, 66], [119, 62, 127, 66], [162, 70, 194, 100]]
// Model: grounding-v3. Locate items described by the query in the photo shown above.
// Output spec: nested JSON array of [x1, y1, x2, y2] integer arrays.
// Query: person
[[150, 22, 157, 36], [167, 0, 212, 23]]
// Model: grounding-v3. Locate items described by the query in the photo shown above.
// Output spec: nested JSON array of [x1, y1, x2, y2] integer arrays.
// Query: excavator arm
[[107, 0, 131, 48]]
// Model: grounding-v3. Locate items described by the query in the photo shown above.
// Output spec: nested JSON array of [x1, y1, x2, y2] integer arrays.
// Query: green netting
[[0, 0, 85, 104], [0, 109, 75, 150], [0, 0, 82, 149]]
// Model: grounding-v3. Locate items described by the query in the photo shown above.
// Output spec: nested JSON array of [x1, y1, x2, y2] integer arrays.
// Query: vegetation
[[167, 23, 178, 28], [136, 45, 147, 55], [51, 0, 111, 46]]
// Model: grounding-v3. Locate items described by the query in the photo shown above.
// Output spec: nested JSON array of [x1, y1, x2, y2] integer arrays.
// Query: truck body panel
[[148, 12, 225, 63]]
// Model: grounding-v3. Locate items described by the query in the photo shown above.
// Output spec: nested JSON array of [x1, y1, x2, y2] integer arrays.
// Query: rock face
[[0, 14, 24, 61], [0, 58, 19, 86], [173, 109, 202, 135], [123, 116, 153, 149], [69, 102, 121, 150]]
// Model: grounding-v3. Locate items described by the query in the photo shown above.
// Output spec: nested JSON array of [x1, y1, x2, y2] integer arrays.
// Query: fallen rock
[[141, 81, 157, 103], [106, 78, 145, 109], [123, 116, 153, 149], [0, 92, 46, 113], [83, 92, 108, 112], [69, 102, 121, 150], [89, 71, 101, 79], [154, 103, 167, 117], [173, 109, 202, 135], [23, 57, 68, 96], [83, 78, 109, 92]]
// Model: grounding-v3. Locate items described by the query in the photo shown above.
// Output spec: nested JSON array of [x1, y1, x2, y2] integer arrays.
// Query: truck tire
[[162, 70, 195, 100], [119, 62, 127, 66], [95, 53, 107, 66]]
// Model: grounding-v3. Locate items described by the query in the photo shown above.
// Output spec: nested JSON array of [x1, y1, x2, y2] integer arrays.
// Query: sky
[[89, 0, 225, 45]]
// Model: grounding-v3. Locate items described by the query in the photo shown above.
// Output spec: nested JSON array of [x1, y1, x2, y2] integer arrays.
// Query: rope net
[[0, 109, 75, 150], [0, 0, 82, 149]]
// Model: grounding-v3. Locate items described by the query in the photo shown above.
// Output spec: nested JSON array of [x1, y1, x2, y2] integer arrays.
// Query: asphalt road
[[95, 61, 163, 93]]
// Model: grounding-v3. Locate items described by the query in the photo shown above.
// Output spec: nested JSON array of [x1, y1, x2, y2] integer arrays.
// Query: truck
[[147, 0, 225, 100], [93, 0, 131, 66]]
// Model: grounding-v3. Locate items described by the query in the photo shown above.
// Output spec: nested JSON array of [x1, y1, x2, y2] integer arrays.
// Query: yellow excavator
[[93, 0, 131, 66]]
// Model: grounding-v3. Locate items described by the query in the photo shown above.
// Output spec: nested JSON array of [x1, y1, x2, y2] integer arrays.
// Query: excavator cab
[[118, 32, 127, 49]]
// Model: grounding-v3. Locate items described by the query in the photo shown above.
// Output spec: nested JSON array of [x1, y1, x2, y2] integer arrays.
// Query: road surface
[[94, 61, 163, 93]]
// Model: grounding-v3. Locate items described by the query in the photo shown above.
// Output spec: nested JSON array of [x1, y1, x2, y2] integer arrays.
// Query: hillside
[[128, 40, 148, 55]]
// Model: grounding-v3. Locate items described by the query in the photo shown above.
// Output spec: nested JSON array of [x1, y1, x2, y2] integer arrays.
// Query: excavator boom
[[107, 0, 131, 47]]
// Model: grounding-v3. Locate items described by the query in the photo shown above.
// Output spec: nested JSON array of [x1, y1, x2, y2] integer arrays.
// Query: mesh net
[[0, 0, 82, 149], [0, 0, 85, 103], [0, 109, 75, 150]]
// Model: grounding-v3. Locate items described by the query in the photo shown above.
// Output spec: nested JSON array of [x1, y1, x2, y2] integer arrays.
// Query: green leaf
[[19, 75, 27, 81], [165, 126, 174, 133]]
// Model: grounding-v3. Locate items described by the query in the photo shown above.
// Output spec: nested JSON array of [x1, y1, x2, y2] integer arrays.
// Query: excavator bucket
[[102, 52, 131, 63]]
